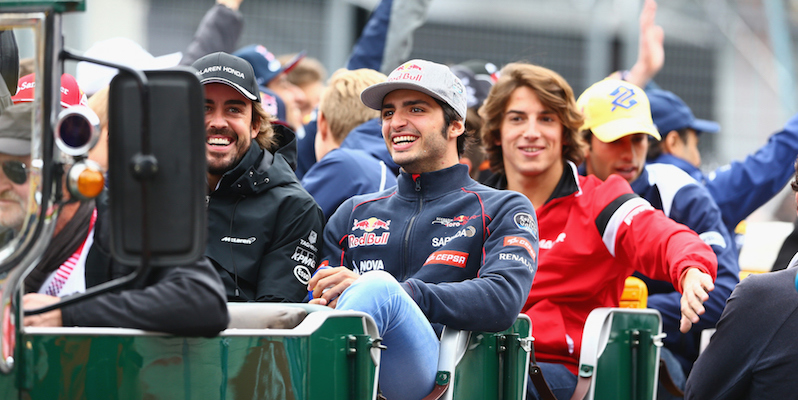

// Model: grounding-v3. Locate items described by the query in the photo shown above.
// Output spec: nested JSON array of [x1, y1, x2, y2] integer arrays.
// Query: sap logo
[[348, 232, 390, 248], [539, 233, 566, 249], [291, 247, 316, 268], [293, 265, 311, 285], [610, 86, 638, 111], [221, 236, 257, 245], [432, 226, 476, 247], [356, 259, 385, 274], [498, 253, 532, 269]]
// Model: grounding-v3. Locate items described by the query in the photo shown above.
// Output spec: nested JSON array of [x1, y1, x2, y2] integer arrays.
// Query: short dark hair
[[433, 98, 469, 157], [792, 156, 798, 192], [646, 128, 689, 161]]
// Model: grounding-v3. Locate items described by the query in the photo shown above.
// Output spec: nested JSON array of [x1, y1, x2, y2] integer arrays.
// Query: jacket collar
[[650, 154, 704, 182], [396, 163, 473, 199], [484, 161, 580, 205]]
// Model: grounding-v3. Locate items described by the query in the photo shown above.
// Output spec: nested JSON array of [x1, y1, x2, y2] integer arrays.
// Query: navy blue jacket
[[301, 146, 397, 220], [322, 164, 536, 332], [630, 163, 739, 372], [650, 113, 798, 237], [685, 267, 798, 400]]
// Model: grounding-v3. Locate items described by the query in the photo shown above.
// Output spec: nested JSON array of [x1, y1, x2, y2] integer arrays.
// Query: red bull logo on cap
[[352, 217, 391, 233], [389, 62, 424, 82]]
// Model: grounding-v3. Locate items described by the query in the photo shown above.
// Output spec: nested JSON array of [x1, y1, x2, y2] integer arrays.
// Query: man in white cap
[[307, 59, 537, 400]]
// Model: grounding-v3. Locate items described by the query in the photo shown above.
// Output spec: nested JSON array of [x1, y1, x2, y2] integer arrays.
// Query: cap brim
[[200, 77, 259, 102], [361, 81, 448, 112], [281, 50, 307, 75], [591, 118, 661, 143], [0, 138, 30, 156], [689, 118, 720, 134]]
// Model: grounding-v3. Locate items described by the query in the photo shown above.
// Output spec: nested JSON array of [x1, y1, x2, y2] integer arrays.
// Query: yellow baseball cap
[[576, 79, 660, 142]]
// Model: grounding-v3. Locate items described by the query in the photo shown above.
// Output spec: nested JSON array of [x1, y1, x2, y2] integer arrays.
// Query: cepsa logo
[[423, 250, 468, 268], [503, 236, 536, 261], [352, 217, 391, 232]]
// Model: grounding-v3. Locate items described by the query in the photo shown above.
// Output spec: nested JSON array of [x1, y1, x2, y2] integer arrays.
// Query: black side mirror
[[108, 68, 206, 267]]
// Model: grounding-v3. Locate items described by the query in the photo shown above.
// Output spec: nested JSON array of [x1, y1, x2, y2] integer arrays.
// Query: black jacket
[[61, 192, 230, 337], [206, 127, 324, 302]]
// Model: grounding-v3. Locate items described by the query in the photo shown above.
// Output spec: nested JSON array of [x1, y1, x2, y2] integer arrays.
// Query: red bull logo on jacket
[[348, 232, 390, 248], [352, 217, 391, 232]]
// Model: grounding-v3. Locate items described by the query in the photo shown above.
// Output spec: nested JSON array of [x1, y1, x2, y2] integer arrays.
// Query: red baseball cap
[[12, 73, 89, 108]]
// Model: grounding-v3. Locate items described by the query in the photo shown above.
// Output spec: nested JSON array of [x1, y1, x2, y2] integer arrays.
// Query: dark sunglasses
[[2, 160, 27, 185]]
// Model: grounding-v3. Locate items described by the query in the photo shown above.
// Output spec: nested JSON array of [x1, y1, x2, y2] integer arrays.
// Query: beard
[[206, 127, 251, 176]]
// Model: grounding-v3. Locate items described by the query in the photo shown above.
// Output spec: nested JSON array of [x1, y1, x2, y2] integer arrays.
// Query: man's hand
[[307, 267, 359, 309], [679, 267, 715, 333], [626, 0, 664, 88], [217, 0, 244, 11], [22, 293, 63, 327]]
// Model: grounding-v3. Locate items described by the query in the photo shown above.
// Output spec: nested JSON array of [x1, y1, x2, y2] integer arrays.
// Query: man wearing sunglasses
[[5, 101, 229, 336], [0, 103, 32, 234]]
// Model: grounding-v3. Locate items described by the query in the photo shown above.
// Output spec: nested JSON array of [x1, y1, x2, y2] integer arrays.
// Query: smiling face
[[203, 83, 259, 177], [0, 154, 30, 232], [499, 86, 565, 183], [380, 89, 463, 174], [585, 133, 648, 183]]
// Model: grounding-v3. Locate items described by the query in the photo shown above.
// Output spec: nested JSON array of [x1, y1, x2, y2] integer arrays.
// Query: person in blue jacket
[[646, 88, 798, 241], [301, 68, 397, 219], [578, 79, 739, 392], [307, 60, 536, 400]]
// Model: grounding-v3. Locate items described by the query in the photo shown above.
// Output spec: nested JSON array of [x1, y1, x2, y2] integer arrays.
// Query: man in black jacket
[[193, 52, 324, 302], [7, 104, 230, 336]]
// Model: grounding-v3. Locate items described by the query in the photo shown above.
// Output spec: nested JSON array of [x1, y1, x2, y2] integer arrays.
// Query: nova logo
[[356, 259, 385, 274], [610, 86, 638, 111]]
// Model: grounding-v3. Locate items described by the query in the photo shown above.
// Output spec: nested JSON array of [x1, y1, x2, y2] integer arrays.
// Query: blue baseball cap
[[648, 89, 720, 136]]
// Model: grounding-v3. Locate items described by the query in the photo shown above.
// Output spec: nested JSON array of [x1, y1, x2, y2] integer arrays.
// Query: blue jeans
[[336, 271, 440, 400], [657, 347, 685, 400], [526, 362, 577, 400]]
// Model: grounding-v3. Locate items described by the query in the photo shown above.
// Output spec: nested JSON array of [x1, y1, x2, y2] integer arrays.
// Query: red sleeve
[[593, 176, 718, 292]]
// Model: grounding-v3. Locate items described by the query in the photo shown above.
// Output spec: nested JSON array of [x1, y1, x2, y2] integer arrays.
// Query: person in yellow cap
[[577, 78, 739, 398], [478, 64, 717, 400]]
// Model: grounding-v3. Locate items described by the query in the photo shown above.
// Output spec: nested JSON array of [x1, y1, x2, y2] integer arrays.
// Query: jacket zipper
[[401, 177, 423, 281]]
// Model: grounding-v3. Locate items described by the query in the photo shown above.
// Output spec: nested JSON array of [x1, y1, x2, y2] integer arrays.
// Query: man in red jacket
[[479, 62, 717, 400]]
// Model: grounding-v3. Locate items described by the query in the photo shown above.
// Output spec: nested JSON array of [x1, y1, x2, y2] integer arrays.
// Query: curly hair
[[479, 62, 586, 174]]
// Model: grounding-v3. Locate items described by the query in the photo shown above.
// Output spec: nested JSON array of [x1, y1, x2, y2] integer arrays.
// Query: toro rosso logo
[[432, 215, 478, 228], [352, 217, 391, 232]]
